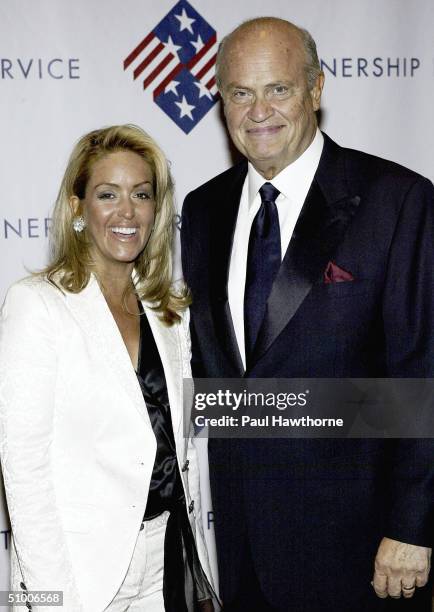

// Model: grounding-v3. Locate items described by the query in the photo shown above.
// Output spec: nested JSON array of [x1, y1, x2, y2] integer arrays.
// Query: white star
[[194, 80, 213, 100], [165, 80, 180, 96], [175, 8, 195, 34], [163, 35, 182, 59], [190, 34, 204, 54], [175, 96, 195, 120]]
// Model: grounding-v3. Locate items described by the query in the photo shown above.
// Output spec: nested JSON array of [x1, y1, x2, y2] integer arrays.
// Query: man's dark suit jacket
[[181, 133, 434, 612]]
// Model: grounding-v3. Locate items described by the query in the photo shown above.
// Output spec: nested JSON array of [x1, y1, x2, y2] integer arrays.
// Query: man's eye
[[232, 90, 251, 101], [272, 85, 288, 95]]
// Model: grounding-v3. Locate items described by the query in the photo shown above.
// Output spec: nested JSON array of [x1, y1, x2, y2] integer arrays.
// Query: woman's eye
[[135, 192, 152, 200], [97, 192, 115, 200]]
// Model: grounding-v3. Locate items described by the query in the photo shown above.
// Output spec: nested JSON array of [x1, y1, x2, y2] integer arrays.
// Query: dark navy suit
[[181, 134, 434, 611]]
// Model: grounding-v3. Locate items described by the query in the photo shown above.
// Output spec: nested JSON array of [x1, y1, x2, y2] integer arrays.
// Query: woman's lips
[[110, 227, 139, 241]]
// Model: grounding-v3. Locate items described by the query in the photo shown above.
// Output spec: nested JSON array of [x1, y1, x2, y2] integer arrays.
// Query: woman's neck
[[94, 263, 135, 308]]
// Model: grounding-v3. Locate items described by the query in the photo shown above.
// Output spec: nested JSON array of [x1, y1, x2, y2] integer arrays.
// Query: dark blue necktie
[[244, 182, 281, 363]]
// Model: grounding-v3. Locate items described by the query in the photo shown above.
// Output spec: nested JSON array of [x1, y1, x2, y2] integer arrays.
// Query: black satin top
[[136, 303, 183, 519], [134, 304, 221, 611]]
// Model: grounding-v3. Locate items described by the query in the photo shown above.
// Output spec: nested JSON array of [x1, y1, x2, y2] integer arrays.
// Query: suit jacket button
[[188, 500, 195, 513], [25, 603, 32, 610], [20, 582, 27, 590], [182, 460, 190, 472]]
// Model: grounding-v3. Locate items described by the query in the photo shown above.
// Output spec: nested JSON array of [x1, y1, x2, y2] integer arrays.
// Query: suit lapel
[[209, 162, 247, 376], [250, 134, 361, 368]]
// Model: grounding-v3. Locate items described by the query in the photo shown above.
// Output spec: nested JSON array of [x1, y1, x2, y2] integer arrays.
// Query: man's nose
[[248, 96, 273, 122]]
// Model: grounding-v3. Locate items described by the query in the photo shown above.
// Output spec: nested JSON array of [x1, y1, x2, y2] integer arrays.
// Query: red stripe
[[153, 63, 184, 99], [195, 54, 217, 81], [123, 32, 155, 70], [133, 42, 164, 80], [187, 34, 217, 70], [143, 53, 174, 90], [206, 75, 216, 90]]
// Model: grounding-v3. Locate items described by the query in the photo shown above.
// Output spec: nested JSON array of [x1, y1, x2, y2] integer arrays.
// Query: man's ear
[[69, 195, 81, 216], [310, 72, 325, 111]]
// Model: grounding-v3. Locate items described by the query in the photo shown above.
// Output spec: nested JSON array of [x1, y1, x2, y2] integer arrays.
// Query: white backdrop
[[1, 0, 434, 602]]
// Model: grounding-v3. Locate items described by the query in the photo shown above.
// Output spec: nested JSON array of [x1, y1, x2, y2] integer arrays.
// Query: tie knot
[[259, 182, 280, 204]]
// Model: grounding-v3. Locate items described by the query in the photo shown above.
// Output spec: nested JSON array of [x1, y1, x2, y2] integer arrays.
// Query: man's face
[[219, 26, 324, 179]]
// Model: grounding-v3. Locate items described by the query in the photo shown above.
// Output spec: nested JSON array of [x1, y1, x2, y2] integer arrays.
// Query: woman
[[0, 125, 218, 611]]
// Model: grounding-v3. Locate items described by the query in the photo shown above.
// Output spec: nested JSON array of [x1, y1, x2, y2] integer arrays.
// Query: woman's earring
[[72, 216, 86, 233]]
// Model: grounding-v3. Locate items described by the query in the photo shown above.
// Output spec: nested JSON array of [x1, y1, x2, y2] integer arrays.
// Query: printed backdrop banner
[[1, 0, 434, 600]]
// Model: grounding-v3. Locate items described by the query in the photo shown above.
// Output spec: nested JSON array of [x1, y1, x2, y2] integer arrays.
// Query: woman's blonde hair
[[41, 124, 189, 324]]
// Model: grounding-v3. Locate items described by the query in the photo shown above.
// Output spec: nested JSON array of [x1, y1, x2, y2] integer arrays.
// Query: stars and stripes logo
[[123, 0, 219, 134]]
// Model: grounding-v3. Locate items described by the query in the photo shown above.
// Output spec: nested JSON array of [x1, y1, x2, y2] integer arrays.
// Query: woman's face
[[73, 150, 156, 277]]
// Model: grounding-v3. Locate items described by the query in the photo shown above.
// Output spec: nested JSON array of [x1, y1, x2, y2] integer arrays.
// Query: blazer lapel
[[209, 162, 247, 376], [65, 276, 152, 427], [143, 305, 184, 437], [250, 135, 361, 368]]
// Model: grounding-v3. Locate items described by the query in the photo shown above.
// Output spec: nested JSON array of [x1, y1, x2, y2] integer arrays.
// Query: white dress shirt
[[228, 129, 324, 368]]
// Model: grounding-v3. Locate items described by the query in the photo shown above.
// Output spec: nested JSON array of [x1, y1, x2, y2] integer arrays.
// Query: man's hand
[[372, 537, 432, 599]]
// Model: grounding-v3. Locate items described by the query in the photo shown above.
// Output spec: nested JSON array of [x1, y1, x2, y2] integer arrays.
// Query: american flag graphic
[[123, 0, 219, 134]]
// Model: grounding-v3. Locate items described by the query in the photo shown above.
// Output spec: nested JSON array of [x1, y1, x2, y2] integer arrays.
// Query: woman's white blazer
[[0, 276, 212, 611]]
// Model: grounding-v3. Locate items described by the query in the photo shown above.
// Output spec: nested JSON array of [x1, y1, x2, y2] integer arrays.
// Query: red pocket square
[[324, 261, 354, 284]]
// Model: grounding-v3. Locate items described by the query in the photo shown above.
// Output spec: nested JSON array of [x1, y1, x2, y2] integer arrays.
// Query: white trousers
[[105, 511, 169, 612]]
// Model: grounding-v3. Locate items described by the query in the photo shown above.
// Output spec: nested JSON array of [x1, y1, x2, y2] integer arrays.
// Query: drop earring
[[72, 216, 86, 233]]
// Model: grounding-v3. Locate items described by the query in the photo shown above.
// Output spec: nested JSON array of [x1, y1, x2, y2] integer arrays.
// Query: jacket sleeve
[[180, 194, 191, 287], [181, 194, 207, 378], [0, 281, 82, 611], [382, 176, 434, 546], [179, 307, 215, 590]]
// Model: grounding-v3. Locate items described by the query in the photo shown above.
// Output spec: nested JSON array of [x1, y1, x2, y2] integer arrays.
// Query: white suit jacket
[[0, 275, 212, 611]]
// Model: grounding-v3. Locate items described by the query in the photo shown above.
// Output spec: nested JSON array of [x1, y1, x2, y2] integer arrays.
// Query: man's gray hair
[[215, 17, 322, 92]]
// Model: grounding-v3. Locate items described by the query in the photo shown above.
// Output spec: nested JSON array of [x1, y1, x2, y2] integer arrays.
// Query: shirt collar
[[247, 128, 324, 207]]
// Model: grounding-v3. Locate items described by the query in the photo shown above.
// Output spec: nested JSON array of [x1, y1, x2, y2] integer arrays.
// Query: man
[[181, 17, 433, 612]]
